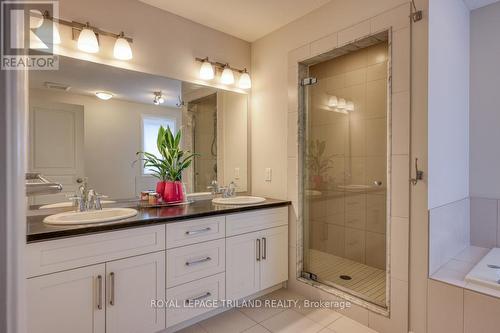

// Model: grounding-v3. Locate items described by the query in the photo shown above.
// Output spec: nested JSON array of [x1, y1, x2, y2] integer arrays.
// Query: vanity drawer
[[166, 272, 225, 327], [166, 239, 225, 288], [166, 216, 225, 249], [26, 225, 166, 277], [226, 207, 288, 236]]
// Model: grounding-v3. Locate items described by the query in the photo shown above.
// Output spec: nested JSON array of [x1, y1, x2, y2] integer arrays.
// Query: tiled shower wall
[[470, 197, 500, 248]]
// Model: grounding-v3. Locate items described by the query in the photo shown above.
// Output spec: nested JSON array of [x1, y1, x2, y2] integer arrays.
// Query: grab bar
[[26, 172, 63, 196]]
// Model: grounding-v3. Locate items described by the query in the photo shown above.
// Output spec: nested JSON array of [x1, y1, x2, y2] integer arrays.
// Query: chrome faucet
[[70, 178, 104, 212], [207, 180, 237, 198]]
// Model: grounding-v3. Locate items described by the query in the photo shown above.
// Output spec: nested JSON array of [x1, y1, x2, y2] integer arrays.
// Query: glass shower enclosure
[[299, 32, 390, 309]]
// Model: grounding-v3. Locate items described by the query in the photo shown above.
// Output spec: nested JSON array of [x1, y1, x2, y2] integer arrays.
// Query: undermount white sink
[[212, 196, 266, 205], [43, 208, 138, 225], [39, 200, 115, 209]]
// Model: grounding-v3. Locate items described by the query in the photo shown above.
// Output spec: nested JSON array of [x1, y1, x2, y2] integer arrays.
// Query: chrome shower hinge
[[301, 77, 318, 86]]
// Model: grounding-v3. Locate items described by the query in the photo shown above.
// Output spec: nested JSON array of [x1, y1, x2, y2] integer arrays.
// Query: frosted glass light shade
[[113, 37, 132, 60], [328, 96, 338, 108], [346, 101, 354, 112], [220, 67, 235, 85], [95, 92, 113, 100], [199, 60, 214, 80], [238, 72, 252, 89], [78, 28, 99, 53], [337, 98, 346, 109]]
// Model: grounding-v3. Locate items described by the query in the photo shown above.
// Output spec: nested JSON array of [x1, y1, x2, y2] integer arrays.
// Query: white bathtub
[[465, 247, 500, 290]]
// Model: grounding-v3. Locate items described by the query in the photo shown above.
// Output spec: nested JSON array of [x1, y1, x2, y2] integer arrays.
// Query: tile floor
[[177, 289, 378, 333]]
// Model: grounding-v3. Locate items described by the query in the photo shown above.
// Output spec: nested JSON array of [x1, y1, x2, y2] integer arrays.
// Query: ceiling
[[139, 0, 332, 42], [30, 56, 184, 108], [463, 0, 500, 10]]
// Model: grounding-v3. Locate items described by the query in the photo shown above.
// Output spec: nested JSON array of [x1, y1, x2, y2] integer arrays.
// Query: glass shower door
[[301, 40, 389, 308]]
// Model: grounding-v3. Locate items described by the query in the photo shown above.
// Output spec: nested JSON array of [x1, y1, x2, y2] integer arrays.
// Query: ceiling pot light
[[113, 32, 132, 60], [238, 69, 251, 89], [199, 58, 214, 80], [153, 91, 165, 105], [77, 23, 99, 53], [95, 91, 113, 100], [220, 64, 234, 85]]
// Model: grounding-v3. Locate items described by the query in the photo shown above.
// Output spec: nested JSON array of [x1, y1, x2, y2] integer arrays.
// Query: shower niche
[[298, 31, 391, 310]]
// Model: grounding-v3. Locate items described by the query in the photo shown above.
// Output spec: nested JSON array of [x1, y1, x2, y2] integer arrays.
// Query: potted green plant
[[136, 126, 196, 202]]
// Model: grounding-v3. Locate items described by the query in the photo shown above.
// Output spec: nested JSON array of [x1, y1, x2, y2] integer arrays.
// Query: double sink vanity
[[26, 199, 290, 333]]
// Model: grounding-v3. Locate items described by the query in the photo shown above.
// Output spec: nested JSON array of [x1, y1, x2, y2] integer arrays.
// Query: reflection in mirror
[[28, 56, 248, 207]]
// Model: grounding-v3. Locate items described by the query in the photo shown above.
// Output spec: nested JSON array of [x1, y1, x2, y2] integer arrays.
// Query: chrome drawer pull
[[109, 272, 115, 306], [96, 275, 103, 310], [185, 227, 211, 235], [185, 292, 211, 305], [185, 256, 212, 266], [256, 238, 261, 261], [262, 237, 267, 260]]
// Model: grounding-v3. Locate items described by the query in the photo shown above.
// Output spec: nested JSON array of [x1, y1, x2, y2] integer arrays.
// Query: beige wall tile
[[288, 112, 298, 158], [427, 280, 463, 333], [391, 27, 410, 93], [370, 3, 411, 33], [288, 44, 311, 67], [366, 80, 387, 119], [366, 118, 387, 156], [338, 21, 371, 46], [365, 231, 386, 269], [464, 290, 500, 333], [345, 227, 366, 262], [391, 91, 410, 155], [391, 155, 409, 218], [366, 62, 387, 82], [311, 33, 339, 58], [368, 278, 408, 333], [288, 65, 299, 113], [366, 193, 386, 234], [391, 217, 409, 282]]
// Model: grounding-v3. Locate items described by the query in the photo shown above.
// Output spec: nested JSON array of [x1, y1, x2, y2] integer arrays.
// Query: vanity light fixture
[[199, 58, 215, 80], [328, 96, 338, 108], [238, 69, 252, 89], [195, 57, 251, 89], [77, 23, 99, 53], [153, 91, 165, 105], [95, 91, 113, 100], [337, 98, 347, 110], [220, 64, 235, 85], [346, 101, 355, 112], [113, 32, 133, 60], [34, 11, 134, 59]]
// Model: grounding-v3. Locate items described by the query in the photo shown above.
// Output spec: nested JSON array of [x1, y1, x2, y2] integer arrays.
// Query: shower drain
[[339, 275, 352, 280]]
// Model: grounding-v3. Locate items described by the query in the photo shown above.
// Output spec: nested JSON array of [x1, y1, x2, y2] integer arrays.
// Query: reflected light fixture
[[199, 58, 215, 80], [238, 69, 252, 89], [337, 98, 346, 110], [328, 96, 338, 108], [95, 91, 113, 100], [113, 32, 133, 60], [346, 101, 355, 112], [220, 64, 235, 85], [153, 91, 165, 105], [77, 23, 99, 53]]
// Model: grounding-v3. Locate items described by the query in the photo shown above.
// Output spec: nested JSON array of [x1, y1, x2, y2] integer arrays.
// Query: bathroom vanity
[[25, 200, 289, 333]]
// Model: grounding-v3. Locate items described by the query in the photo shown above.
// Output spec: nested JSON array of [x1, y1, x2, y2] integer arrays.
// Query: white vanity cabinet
[[225, 207, 288, 300], [27, 264, 106, 333], [26, 206, 289, 332], [27, 251, 165, 333]]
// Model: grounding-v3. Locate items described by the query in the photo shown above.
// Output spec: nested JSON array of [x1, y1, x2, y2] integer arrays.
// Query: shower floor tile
[[307, 250, 386, 306]]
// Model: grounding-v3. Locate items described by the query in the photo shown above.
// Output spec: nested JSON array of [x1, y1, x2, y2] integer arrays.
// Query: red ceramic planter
[[163, 181, 184, 203]]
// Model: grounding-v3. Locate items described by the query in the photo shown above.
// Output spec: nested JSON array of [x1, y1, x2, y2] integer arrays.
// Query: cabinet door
[[105, 251, 165, 333], [27, 264, 105, 333], [260, 226, 289, 290], [226, 231, 261, 300]]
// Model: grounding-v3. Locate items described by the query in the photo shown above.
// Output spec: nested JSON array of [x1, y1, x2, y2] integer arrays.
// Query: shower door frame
[[297, 30, 393, 316]]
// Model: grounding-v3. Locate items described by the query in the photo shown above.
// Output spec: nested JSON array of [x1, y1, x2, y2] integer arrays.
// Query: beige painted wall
[[56, 0, 250, 90], [29, 88, 182, 199]]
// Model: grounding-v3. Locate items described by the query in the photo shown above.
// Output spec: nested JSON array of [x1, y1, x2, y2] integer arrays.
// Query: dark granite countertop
[[27, 198, 290, 243]]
